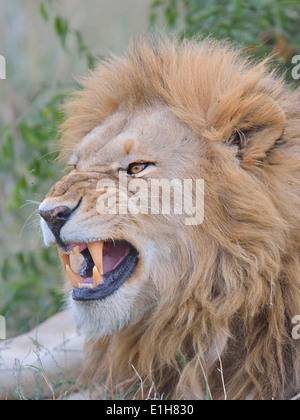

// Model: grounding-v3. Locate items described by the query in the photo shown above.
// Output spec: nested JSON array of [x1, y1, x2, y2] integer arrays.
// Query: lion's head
[[39, 36, 300, 400]]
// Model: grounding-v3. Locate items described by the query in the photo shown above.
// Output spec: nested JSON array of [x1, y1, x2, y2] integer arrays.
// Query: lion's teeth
[[73, 246, 80, 255], [93, 265, 103, 287], [58, 251, 70, 270], [66, 264, 81, 288], [59, 244, 104, 290], [78, 283, 94, 289], [88, 242, 104, 276]]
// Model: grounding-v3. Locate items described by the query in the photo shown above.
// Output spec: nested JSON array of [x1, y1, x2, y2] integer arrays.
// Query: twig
[[26, 365, 55, 400], [197, 355, 213, 400], [216, 349, 227, 401], [131, 364, 145, 400], [108, 352, 114, 400]]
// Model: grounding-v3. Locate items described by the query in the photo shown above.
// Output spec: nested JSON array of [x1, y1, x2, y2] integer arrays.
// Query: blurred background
[[0, 0, 299, 338]]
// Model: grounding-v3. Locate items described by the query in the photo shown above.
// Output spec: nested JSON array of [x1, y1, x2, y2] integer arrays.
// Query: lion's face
[[39, 106, 202, 336], [37, 36, 300, 400]]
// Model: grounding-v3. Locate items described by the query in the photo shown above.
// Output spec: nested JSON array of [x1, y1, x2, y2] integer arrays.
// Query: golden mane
[[60, 36, 300, 399], [61, 36, 286, 156]]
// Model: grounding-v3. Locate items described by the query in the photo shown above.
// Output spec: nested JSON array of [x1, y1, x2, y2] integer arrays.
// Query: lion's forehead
[[70, 106, 196, 172]]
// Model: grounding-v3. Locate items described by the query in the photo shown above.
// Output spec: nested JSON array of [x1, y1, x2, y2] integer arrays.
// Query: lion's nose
[[39, 205, 73, 237]]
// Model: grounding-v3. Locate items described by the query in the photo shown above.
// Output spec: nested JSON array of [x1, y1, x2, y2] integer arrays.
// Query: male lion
[[1, 36, 300, 400]]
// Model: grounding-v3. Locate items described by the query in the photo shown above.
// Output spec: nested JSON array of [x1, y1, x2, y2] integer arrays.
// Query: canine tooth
[[58, 251, 70, 270], [88, 242, 104, 275], [73, 246, 80, 255], [93, 266, 103, 287], [66, 264, 81, 288]]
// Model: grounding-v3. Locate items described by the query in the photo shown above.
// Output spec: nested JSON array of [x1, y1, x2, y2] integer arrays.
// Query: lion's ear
[[218, 93, 286, 170]]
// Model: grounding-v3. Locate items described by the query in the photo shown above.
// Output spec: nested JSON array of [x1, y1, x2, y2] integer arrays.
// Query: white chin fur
[[68, 285, 142, 339]]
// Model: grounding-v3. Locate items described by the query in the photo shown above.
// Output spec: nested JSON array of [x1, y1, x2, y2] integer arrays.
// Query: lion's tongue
[[82, 241, 131, 278], [102, 241, 131, 274]]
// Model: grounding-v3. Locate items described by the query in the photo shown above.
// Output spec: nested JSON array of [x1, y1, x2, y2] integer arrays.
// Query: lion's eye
[[127, 162, 151, 175]]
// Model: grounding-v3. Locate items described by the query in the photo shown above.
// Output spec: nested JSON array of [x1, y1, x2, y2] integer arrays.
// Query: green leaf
[[0, 124, 10, 138], [19, 123, 38, 147], [165, 6, 178, 27], [75, 30, 87, 54], [2, 134, 14, 160], [39, 3, 49, 22], [8, 176, 28, 210], [54, 16, 69, 48]]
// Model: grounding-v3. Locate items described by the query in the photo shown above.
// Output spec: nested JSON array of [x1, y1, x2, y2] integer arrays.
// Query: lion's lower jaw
[[67, 285, 143, 339]]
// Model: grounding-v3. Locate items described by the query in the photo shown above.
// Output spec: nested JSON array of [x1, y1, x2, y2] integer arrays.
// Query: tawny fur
[[56, 36, 300, 400]]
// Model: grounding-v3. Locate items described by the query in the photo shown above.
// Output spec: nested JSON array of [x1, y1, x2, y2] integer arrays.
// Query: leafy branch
[[150, 0, 300, 85]]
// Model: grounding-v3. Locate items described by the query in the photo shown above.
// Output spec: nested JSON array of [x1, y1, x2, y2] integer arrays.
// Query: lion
[[1, 35, 300, 400]]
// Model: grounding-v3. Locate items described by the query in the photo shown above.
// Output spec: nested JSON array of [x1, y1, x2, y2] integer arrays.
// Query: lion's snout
[[39, 198, 82, 245]]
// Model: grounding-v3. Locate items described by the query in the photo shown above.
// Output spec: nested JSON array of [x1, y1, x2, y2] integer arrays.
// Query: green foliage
[[1, 248, 62, 336], [150, 0, 300, 85], [1, 93, 66, 210], [39, 0, 97, 69], [0, 1, 96, 336], [0, 92, 67, 335], [54, 16, 69, 48]]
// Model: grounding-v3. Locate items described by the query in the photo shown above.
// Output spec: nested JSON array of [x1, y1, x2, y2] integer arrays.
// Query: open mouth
[[58, 241, 139, 301]]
